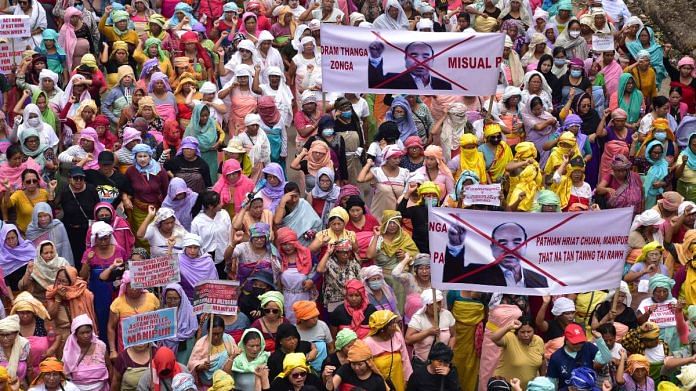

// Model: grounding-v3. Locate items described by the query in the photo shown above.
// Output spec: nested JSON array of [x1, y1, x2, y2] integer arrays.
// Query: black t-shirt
[[329, 304, 377, 328], [85, 169, 132, 207], [58, 185, 100, 226], [335, 364, 388, 391], [268, 341, 313, 379], [163, 155, 212, 194], [405, 365, 461, 391], [268, 375, 321, 391], [593, 301, 639, 329]]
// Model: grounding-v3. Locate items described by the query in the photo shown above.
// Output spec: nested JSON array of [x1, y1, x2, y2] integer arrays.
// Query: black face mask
[[251, 287, 266, 297], [97, 216, 112, 224], [489, 136, 502, 145]]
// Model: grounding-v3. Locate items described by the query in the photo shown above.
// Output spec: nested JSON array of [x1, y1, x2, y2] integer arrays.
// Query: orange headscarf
[[347, 340, 389, 389], [275, 227, 312, 275], [292, 300, 320, 321], [30, 357, 64, 386], [45, 266, 98, 333], [626, 354, 650, 375], [307, 140, 333, 176]]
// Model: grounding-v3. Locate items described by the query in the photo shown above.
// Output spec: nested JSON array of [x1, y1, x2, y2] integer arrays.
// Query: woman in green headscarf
[[232, 328, 270, 390], [636, 274, 680, 352], [19, 129, 52, 171], [184, 103, 224, 182], [31, 90, 58, 134], [612, 73, 644, 127], [133, 37, 175, 80], [532, 189, 562, 212], [35, 29, 67, 80]]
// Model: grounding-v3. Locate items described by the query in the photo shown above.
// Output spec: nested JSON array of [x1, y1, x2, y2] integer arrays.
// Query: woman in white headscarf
[[520, 70, 554, 112], [291, 36, 321, 99], [13, 0, 47, 50], [57, 74, 91, 117], [405, 289, 456, 362], [521, 33, 552, 68], [11, 104, 59, 151], [498, 0, 533, 28], [373, 0, 409, 30], [0, 314, 31, 388], [554, 19, 590, 60], [591, 281, 637, 340], [137, 207, 188, 258], [502, 35, 525, 87], [256, 30, 284, 82], [220, 39, 260, 85], [434, 102, 472, 160]]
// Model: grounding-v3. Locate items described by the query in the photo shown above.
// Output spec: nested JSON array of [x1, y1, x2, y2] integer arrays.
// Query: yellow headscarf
[[209, 369, 234, 391], [79, 53, 97, 69], [73, 99, 98, 131], [379, 210, 419, 258], [117, 65, 135, 85], [328, 206, 349, 223], [368, 310, 398, 336], [550, 157, 585, 210], [637, 241, 664, 262], [277, 353, 309, 378], [514, 141, 537, 161], [0, 366, 9, 391], [417, 181, 440, 202], [680, 230, 696, 305], [136, 96, 160, 118], [111, 41, 129, 54], [626, 354, 650, 375], [482, 124, 513, 182], [11, 292, 50, 320], [458, 133, 487, 184], [509, 164, 540, 212], [639, 321, 660, 339], [544, 131, 581, 175]]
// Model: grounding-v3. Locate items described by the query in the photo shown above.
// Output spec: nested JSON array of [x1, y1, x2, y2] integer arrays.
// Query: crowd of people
[[0, 0, 695, 389]]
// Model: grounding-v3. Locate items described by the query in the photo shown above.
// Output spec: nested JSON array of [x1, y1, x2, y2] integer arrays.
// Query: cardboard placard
[[463, 184, 502, 206], [129, 256, 180, 289], [121, 308, 177, 348], [0, 15, 30, 38], [193, 280, 240, 315]]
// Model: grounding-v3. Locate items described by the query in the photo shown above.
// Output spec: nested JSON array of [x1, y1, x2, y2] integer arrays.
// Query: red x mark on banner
[[445, 212, 583, 286], [370, 31, 474, 90]]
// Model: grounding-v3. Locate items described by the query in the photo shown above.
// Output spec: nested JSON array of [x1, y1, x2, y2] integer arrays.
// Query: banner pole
[[432, 288, 439, 329], [611, 284, 620, 313], [149, 344, 154, 389], [485, 94, 495, 121], [208, 313, 214, 361]]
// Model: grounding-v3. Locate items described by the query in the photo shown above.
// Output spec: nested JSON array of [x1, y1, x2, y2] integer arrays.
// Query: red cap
[[564, 324, 586, 344]]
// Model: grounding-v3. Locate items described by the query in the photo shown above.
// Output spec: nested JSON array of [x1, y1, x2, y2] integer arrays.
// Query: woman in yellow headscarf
[[457, 133, 488, 184], [209, 369, 234, 391], [366, 210, 419, 312], [103, 41, 133, 88], [674, 230, 696, 306], [308, 206, 357, 254], [273, 6, 296, 47], [636, 118, 678, 166], [364, 310, 412, 391], [508, 164, 542, 212], [550, 155, 591, 211], [11, 292, 56, 376], [173, 73, 202, 129], [544, 131, 581, 175], [479, 124, 513, 183], [269, 353, 320, 389], [506, 141, 541, 192]]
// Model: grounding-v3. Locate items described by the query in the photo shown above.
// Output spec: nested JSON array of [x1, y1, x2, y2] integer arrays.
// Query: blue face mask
[[368, 279, 383, 290], [74, 3, 83, 10], [322, 128, 335, 137], [654, 132, 667, 141], [570, 69, 582, 78], [340, 110, 352, 119], [554, 59, 567, 67], [424, 196, 438, 207]]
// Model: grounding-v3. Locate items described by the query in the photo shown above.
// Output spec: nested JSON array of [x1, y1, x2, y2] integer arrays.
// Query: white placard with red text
[[0, 15, 30, 38]]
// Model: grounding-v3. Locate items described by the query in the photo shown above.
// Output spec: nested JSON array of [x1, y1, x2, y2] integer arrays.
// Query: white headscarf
[[0, 315, 29, 377], [89, 221, 115, 247], [18, 104, 59, 148], [373, 0, 409, 30], [59, 74, 92, 112], [14, 0, 46, 48], [291, 24, 310, 51], [605, 281, 632, 307], [499, 0, 533, 27], [551, 297, 576, 316]]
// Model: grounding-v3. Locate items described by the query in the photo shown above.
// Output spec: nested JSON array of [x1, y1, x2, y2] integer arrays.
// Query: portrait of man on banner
[[372, 41, 453, 90], [443, 222, 548, 287]]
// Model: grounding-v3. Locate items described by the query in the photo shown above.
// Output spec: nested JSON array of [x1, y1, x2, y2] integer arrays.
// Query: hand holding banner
[[121, 308, 177, 349]]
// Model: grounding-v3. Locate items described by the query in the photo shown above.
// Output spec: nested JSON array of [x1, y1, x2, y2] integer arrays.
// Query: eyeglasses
[[263, 308, 280, 314], [291, 371, 307, 379], [0, 333, 16, 339], [71, 176, 85, 181], [24, 179, 38, 184]]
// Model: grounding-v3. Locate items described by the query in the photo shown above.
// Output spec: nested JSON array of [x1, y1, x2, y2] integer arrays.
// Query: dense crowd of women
[[1, 0, 696, 389]]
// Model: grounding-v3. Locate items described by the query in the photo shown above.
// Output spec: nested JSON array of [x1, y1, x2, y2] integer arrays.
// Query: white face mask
[[27, 118, 40, 127], [136, 155, 150, 167], [569, 31, 581, 38]]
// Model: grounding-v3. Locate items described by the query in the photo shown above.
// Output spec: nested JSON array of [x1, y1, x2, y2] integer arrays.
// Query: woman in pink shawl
[[57, 7, 83, 71], [76, 127, 105, 170], [238, 12, 262, 42], [213, 159, 255, 215], [62, 314, 110, 390], [478, 302, 523, 391], [599, 140, 630, 183], [0, 145, 44, 192], [600, 50, 624, 99], [84, 202, 135, 255]]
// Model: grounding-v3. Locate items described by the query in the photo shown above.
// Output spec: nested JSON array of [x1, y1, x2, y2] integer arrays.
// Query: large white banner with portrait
[[429, 207, 633, 295], [320, 24, 505, 96]]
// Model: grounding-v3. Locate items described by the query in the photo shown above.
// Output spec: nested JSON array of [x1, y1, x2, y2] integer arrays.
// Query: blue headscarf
[[37, 29, 66, 56], [643, 139, 668, 207], [450, 170, 480, 202], [569, 367, 599, 391], [626, 26, 667, 85], [384, 96, 418, 142], [131, 143, 162, 177], [106, 3, 136, 29], [679, 133, 696, 170], [167, 3, 200, 28]]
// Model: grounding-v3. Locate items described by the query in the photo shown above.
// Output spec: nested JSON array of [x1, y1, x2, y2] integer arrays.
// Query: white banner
[[463, 184, 501, 206], [320, 25, 504, 96], [592, 34, 615, 52], [0, 41, 23, 75], [429, 207, 633, 294], [0, 15, 30, 38]]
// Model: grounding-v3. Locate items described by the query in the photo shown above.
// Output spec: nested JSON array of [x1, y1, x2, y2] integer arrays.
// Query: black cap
[[69, 166, 86, 177], [98, 151, 115, 165]]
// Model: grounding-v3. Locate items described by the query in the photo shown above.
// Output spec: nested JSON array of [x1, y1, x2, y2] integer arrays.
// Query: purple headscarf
[[148, 71, 172, 93], [159, 283, 198, 352], [560, 113, 588, 150], [176, 136, 201, 156], [0, 224, 35, 275], [178, 233, 219, 300], [140, 58, 160, 80], [161, 178, 199, 231], [261, 163, 286, 212]]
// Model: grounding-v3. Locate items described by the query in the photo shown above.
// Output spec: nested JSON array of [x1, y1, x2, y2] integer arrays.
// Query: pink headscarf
[[212, 159, 255, 211], [58, 7, 82, 70], [238, 12, 261, 37], [78, 127, 105, 170], [678, 56, 696, 78]]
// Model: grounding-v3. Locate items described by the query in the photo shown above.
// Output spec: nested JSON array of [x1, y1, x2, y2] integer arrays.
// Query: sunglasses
[[291, 371, 307, 379], [263, 308, 280, 314], [71, 176, 85, 181], [24, 179, 38, 184]]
